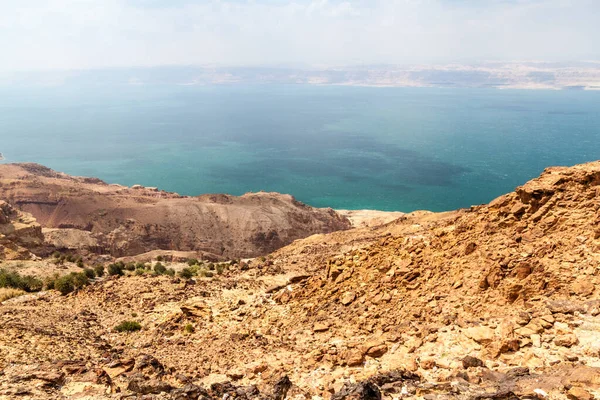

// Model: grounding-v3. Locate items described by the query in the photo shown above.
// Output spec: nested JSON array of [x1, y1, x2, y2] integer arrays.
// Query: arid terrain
[[1, 161, 600, 399], [0, 163, 351, 259]]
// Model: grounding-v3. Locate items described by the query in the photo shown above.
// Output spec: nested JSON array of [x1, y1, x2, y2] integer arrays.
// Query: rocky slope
[[1, 161, 600, 399], [0, 200, 43, 260], [0, 163, 351, 258]]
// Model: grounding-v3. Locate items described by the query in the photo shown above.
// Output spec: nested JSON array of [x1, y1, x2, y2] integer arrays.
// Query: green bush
[[44, 274, 59, 290], [135, 268, 145, 276], [165, 268, 175, 277], [198, 268, 213, 278], [135, 262, 146, 270], [183, 323, 195, 334], [187, 258, 199, 266], [54, 275, 75, 295], [76, 259, 84, 268], [52, 251, 61, 259], [72, 272, 89, 288], [0, 269, 43, 292], [216, 263, 226, 275], [154, 262, 166, 274], [125, 262, 136, 271], [94, 265, 105, 277], [114, 320, 141, 332], [156, 255, 164, 261], [83, 268, 95, 279], [179, 268, 194, 279], [107, 263, 124, 276]]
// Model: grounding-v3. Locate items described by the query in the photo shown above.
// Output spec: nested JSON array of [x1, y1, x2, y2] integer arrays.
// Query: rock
[[462, 356, 485, 369], [366, 344, 388, 358], [420, 358, 436, 370], [341, 292, 356, 306], [571, 280, 595, 297], [515, 262, 532, 279], [554, 334, 579, 347], [170, 384, 210, 400], [547, 300, 584, 314], [180, 298, 212, 320], [463, 326, 495, 343], [272, 376, 292, 400], [567, 387, 595, 400], [464, 242, 477, 255], [313, 321, 330, 332], [346, 349, 365, 366], [127, 376, 173, 394], [531, 334, 541, 348], [487, 339, 520, 358], [226, 369, 244, 380], [332, 381, 381, 400]]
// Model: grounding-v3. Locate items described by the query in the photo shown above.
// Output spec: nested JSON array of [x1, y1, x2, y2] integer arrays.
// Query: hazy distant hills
[[2, 62, 600, 90]]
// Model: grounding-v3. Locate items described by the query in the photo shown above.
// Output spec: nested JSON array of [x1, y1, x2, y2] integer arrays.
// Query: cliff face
[[0, 163, 351, 258], [0, 200, 43, 260], [1, 161, 600, 399]]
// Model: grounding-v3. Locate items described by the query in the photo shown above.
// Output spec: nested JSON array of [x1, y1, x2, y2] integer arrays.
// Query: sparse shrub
[[71, 272, 89, 289], [54, 275, 75, 295], [66, 254, 75, 263], [21, 275, 43, 292], [154, 262, 166, 274], [198, 268, 213, 278], [165, 268, 175, 277], [135, 268, 145, 276], [135, 262, 146, 270], [207, 263, 215, 271], [52, 251, 61, 259], [187, 258, 199, 266], [83, 268, 96, 279], [114, 320, 141, 332], [0, 288, 26, 302], [94, 265, 105, 277], [107, 263, 124, 276], [76, 259, 85, 268], [0, 269, 42, 292], [216, 263, 226, 275], [125, 262, 135, 271], [183, 323, 195, 334], [131, 312, 138, 318], [179, 268, 194, 279], [44, 274, 59, 290], [156, 255, 164, 262]]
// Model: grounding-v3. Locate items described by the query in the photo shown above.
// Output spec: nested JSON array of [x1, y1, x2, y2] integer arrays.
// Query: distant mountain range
[[2, 62, 600, 90]]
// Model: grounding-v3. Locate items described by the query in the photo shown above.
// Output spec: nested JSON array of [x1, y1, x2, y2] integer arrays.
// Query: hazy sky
[[1, 0, 598, 71]]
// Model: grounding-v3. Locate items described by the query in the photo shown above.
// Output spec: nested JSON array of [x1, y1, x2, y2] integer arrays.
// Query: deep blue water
[[1, 85, 599, 212]]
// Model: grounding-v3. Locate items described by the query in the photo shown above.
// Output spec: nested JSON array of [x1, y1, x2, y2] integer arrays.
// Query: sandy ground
[[335, 209, 405, 228]]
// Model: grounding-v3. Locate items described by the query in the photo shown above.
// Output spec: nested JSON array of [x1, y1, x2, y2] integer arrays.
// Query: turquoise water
[[0, 85, 599, 212]]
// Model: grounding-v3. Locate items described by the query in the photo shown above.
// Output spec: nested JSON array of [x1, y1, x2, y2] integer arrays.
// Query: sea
[[0, 84, 599, 212]]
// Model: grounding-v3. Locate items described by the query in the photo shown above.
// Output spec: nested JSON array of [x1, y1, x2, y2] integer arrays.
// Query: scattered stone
[[462, 356, 485, 369], [567, 387, 594, 400], [554, 334, 579, 348], [464, 326, 495, 343], [313, 321, 331, 332]]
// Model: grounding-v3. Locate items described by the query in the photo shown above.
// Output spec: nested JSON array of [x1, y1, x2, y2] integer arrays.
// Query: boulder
[[463, 326, 495, 343]]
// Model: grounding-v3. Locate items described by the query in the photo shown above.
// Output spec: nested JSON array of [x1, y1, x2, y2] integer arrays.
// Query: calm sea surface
[[1, 85, 599, 211]]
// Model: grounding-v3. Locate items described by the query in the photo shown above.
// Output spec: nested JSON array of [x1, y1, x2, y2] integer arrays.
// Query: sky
[[0, 0, 598, 71]]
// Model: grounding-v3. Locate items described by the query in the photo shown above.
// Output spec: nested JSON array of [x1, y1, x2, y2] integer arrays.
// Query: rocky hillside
[[1, 161, 600, 399], [0, 163, 351, 258], [0, 200, 43, 260]]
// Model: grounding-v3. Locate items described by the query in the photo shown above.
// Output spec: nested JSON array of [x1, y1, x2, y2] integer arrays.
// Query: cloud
[[0, 0, 597, 71]]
